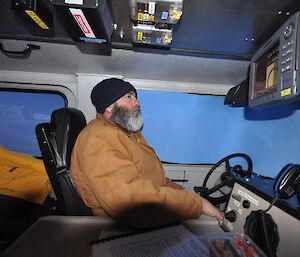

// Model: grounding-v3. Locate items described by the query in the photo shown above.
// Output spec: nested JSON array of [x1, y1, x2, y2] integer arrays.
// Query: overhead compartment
[[12, 0, 55, 37], [51, 0, 113, 43]]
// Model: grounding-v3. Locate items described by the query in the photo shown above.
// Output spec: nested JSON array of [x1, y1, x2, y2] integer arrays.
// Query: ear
[[103, 103, 114, 118], [106, 103, 114, 113]]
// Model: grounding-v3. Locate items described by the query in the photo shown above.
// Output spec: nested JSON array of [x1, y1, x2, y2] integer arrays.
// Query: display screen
[[252, 42, 279, 100]]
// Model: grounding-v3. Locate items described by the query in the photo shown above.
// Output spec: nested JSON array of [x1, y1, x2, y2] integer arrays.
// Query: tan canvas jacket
[[70, 114, 203, 227]]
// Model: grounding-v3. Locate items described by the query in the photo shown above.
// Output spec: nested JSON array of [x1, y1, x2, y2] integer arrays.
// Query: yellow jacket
[[0, 145, 51, 204], [71, 114, 203, 228]]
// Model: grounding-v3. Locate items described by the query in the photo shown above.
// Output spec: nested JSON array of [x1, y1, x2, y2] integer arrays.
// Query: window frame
[[0, 82, 77, 156], [0, 82, 77, 107]]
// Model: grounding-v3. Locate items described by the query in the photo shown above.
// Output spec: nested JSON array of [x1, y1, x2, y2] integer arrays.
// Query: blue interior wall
[[2, 89, 300, 179], [138, 90, 300, 178]]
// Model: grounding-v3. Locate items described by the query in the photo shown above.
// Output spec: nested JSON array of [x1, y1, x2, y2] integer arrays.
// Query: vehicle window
[[0, 90, 65, 156], [139, 90, 300, 178]]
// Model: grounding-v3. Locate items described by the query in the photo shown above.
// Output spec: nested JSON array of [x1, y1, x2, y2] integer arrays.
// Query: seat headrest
[[51, 108, 87, 168]]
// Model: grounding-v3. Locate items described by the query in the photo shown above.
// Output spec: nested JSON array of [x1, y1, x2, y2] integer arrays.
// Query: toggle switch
[[232, 193, 242, 201]]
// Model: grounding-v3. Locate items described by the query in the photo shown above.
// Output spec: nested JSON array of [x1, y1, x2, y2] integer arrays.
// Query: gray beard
[[112, 105, 144, 132]]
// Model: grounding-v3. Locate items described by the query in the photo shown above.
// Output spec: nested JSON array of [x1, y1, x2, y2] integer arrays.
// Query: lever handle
[[0, 43, 40, 59]]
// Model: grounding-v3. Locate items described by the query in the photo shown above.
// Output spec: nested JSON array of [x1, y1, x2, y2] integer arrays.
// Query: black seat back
[[36, 107, 92, 215]]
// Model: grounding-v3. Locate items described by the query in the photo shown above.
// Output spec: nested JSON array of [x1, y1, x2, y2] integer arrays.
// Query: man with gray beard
[[111, 100, 144, 133], [70, 78, 223, 229]]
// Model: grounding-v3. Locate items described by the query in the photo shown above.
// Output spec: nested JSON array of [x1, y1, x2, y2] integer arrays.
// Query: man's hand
[[201, 198, 224, 222], [165, 178, 184, 190]]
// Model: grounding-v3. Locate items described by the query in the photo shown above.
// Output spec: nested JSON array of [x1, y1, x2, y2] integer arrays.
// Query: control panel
[[223, 183, 270, 231], [223, 182, 300, 257]]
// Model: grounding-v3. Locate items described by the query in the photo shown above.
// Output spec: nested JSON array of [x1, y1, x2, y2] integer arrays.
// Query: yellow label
[[281, 88, 291, 97], [163, 37, 172, 44], [137, 12, 144, 21], [169, 11, 182, 21], [25, 10, 49, 30], [149, 15, 155, 21], [137, 32, 143, 41]]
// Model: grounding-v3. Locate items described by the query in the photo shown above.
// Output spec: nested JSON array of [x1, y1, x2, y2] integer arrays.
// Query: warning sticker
[[281, 88, 292, 97], [25, 10, 49, 30], [69, 8, 96, 38]]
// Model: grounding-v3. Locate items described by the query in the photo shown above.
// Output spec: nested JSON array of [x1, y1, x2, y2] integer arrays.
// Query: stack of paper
[[91, 224, 210, 257]]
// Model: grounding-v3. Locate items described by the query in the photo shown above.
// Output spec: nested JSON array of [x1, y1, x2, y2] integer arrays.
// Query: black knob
[[225, 210, 237, 222], [243, 200, 251, 209]]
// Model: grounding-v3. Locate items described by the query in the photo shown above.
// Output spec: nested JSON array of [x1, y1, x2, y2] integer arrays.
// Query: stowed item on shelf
[[128, 0, 183, 47], [129, 0, 183, 24]]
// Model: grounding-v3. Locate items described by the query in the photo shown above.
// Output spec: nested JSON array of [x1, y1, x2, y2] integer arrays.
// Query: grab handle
[[0, 43, 40, 59]]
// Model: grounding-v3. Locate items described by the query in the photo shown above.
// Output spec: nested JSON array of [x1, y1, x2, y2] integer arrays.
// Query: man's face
[[111, 92, 144, 132]]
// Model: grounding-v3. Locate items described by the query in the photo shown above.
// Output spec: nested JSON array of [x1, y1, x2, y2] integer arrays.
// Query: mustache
[[130, 106, 141, 115]]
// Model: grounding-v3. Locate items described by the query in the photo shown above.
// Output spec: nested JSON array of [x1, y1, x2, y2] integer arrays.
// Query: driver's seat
[[36, 107, 92, 216]]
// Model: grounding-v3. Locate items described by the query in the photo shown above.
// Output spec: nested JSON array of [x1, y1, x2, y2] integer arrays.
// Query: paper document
[[91, 224, 210, 257]]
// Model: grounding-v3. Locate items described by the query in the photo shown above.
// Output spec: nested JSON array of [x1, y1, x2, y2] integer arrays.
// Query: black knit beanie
[[91, 78, 137, 114]]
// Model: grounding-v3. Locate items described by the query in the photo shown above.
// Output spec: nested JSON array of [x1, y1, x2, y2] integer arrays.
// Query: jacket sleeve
[[77, 133, 203, 228]]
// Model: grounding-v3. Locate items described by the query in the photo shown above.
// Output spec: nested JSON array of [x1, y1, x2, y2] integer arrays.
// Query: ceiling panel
[[0, 0, 300, 60]]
